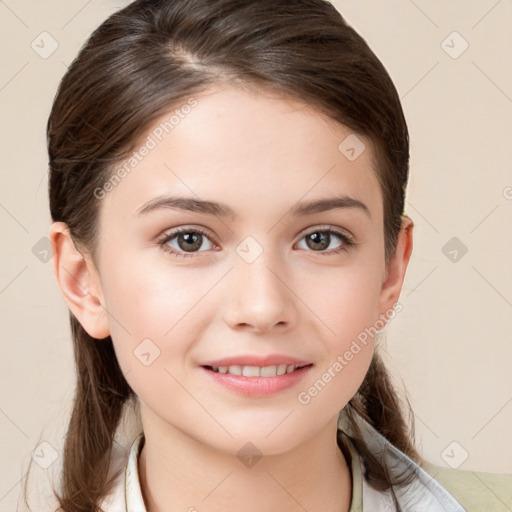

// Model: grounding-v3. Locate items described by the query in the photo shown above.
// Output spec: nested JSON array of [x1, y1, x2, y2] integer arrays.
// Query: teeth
[[242, 365, 260, 377], [277, 364, 288, 375], [209, 364, 306, 377]]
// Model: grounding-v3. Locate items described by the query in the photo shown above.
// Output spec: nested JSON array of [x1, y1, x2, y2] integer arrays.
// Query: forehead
[[101, 82, 383, 223]]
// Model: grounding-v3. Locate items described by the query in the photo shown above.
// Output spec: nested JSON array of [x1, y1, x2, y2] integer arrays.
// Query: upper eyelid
[[161, 225, 217, 243], [301, 224, 353, 238], [161, 224, 352, 236]]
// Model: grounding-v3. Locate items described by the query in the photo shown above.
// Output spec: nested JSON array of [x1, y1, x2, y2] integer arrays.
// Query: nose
[[222, 252, 297, 334]]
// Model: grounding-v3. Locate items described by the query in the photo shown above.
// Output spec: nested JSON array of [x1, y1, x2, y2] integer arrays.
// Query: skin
[[50, 82, 413, 512]]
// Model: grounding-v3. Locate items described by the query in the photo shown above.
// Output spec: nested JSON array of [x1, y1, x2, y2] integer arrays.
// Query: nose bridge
[[223, 242, 294, 331]]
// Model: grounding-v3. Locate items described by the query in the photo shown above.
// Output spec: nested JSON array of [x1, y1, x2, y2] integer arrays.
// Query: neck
[[137, 415, 352, 512]]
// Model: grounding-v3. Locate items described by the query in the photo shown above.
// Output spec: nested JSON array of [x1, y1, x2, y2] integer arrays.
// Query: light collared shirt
[[98, 413, 511, 511]]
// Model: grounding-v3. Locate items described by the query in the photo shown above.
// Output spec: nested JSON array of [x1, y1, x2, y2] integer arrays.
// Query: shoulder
[[421, 460, 512, 512]]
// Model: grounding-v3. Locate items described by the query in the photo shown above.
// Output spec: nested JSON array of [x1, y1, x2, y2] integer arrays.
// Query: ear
[[378, 216, 413, 314], [49, 222, 110, 339]]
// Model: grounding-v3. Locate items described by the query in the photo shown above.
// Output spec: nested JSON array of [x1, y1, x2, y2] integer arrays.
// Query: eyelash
[[158, 226, 355, 259]]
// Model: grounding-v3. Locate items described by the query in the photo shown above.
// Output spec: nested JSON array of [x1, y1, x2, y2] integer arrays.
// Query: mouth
[[200, 362, 314, 397], [202, 362, 312, 377], [199, 354, 314, 397]]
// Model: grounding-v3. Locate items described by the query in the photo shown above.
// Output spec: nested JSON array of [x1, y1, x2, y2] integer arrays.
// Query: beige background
[[1, 0, 511, 510]]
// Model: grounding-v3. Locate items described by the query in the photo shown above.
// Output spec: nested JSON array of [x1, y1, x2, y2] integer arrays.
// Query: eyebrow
[[136, 194, 371, 219]]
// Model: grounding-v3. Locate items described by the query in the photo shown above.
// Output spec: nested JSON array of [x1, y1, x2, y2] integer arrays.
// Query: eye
[[159, 227, 216, 258], [296, 227, 354, 255], [158, 225, 355, 259]]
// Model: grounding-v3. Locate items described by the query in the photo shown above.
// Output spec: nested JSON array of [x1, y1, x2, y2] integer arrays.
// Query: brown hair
[[24, 0, 420, 510]]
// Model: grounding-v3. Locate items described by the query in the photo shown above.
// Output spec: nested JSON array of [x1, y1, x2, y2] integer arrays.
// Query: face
[[62, 82, 407, 455]]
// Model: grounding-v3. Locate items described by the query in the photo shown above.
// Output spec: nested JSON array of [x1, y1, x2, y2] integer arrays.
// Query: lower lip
[[200, 365, 313, 398]]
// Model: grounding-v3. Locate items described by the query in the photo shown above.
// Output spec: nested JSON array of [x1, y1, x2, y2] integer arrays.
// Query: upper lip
[[201, 355, 313, 367]]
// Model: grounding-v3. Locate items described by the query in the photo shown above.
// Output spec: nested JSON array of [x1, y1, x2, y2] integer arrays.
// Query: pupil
[[308, 232, 328, 250], [179, 232, 201, 251]]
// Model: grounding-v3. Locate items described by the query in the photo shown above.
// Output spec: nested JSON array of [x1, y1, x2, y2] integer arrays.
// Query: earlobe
[[49, 222, 110, 339], [379, 216, 414, 312]]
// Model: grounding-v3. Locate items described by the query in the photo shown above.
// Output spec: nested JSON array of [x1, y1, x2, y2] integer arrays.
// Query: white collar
[[339, 412, 466, 512]]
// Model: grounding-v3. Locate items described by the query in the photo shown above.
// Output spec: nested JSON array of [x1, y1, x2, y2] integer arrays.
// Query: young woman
[[21, 0, 510, 511]]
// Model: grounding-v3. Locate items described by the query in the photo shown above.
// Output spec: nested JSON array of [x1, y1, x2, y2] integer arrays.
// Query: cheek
[[296, 269, 380, 414], [306, 260, 384, 344], [99, 254, 214, 374], [297, 255, 383, 390], [103, 252, 211, 332], [101, 258, 212, 415]]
